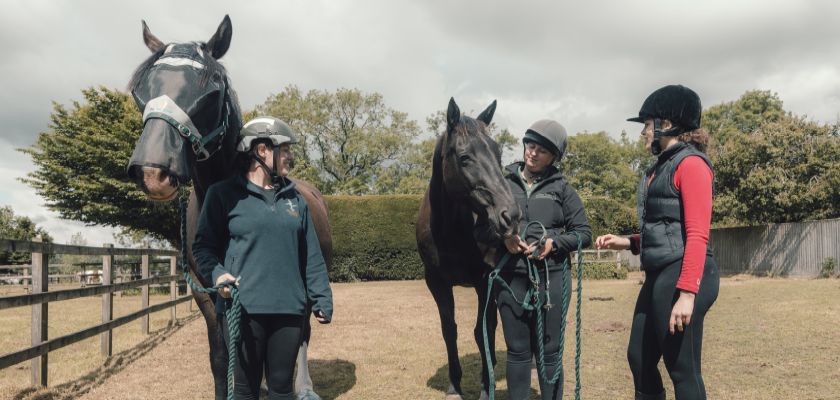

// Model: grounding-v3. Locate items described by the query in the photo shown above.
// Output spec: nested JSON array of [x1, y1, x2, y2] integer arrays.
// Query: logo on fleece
[[285, 199, 299, 218]]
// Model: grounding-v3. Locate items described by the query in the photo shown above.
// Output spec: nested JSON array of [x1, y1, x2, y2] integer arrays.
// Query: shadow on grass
[[11, 312, 202, 400], [295, 359, 357, 400], [427, 351, 539, 400]]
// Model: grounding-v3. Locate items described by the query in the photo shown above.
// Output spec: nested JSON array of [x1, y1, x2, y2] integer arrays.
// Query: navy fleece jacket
[[193, 174, 333, 319]]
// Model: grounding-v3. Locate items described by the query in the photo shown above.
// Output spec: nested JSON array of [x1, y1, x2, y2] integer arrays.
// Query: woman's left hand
[[313, 309, 330, 324], [527, 238, 554, 260], [669, 291, 696, 335]]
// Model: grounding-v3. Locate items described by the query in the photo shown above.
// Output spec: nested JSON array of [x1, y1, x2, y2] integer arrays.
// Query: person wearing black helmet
[[596, 85, 719, 400], [193, 116, 333, 400], [497, 119, 592, 400]]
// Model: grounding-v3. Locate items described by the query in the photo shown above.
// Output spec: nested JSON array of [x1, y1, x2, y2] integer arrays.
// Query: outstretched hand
[[595, 234, 631, 250]]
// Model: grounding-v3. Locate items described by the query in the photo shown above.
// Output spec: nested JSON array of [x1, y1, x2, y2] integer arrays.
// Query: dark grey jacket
[[503, 162, 592, 273]]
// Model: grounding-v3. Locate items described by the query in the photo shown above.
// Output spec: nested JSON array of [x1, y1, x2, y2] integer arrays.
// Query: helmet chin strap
[[251, 145, 288, 188], [651, 118, 684, 156]]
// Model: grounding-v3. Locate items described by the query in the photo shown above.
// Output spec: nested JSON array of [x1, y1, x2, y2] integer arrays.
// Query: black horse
[[417, 98, 521, 400], [126, 16, 332, 400]]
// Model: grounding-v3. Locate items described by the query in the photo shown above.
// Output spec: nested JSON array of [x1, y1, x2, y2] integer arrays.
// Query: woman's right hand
[[595, 234, 631, 250], [214, 273, 239, 299], [503, 235, 529, 254]]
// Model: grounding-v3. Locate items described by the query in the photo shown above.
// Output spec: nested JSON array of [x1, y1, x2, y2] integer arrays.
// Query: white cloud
[[2, 0, 840, 244]]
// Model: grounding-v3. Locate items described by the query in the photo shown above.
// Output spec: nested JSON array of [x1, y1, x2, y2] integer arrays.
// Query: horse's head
[[127, 15, 240, 201], [437, 98, 520, 242]]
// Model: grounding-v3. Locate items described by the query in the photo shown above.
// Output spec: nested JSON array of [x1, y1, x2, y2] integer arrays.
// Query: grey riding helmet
[[523, 119, 568, 159], [236, 116, 299, 153]]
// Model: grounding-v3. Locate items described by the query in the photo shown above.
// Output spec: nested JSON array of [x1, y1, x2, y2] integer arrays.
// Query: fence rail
[[0, 238, 192, 387]]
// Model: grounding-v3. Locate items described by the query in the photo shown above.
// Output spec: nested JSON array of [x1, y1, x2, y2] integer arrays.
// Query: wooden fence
[[621, 218, 840, 277], [0, 238, 194, 387], [709, 218, 840, 277]]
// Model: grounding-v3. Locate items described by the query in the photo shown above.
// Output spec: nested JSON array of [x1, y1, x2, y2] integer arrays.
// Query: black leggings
[[627, 257, 719, 400], [496, 268, 571, 400], [222, 312, 303, 400]]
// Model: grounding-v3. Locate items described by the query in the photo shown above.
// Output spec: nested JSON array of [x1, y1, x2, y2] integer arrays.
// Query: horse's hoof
[[444, 394, 464, 400], [297, 389, 322, 400]]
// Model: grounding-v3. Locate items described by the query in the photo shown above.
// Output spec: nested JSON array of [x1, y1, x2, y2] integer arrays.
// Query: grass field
[[1, 275, 839, 399]]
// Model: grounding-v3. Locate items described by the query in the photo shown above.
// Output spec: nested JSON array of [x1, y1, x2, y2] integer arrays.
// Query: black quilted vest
[[636, 142, 713, 271]]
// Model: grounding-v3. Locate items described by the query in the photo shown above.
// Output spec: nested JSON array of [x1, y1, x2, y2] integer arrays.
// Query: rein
[[482, 222, 584, 400], [178, 188, 242, 400]]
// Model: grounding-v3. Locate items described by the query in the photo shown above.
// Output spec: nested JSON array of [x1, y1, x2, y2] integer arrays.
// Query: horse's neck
[[429, 140, 475, 240]]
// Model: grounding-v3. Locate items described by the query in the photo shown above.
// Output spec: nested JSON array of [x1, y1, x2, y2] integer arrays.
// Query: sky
[[1, 0, 840, 245]]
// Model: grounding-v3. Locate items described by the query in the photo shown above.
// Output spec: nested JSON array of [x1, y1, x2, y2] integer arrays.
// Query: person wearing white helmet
[[596, 85, 719, 400], [497, 119, 592, 400], [193, 116, 333, 400]]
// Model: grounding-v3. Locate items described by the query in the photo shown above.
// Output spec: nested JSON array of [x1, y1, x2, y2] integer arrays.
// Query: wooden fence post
[[170, 255, 177, 323], [101, 244, 114, 357], [30, 236, 48, 387], [186, 277, 193, 312], [141, 251, 150, 334]]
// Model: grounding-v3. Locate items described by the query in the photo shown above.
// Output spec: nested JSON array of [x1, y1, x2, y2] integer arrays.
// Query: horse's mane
[[127, 43, 229, 91]]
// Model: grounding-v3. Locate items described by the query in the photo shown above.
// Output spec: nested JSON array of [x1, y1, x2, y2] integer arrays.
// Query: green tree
[[256, 86, 422, 194], [0, 205, 52, 264], [702, 90, 786, 157], [564, 131, 640, 205], [19, 87, 181, 245], [712, 116, 840, 225]]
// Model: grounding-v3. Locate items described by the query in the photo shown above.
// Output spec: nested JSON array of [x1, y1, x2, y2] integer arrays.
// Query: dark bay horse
[[125, 16, 331, 400], [417, 98, 521, 400]]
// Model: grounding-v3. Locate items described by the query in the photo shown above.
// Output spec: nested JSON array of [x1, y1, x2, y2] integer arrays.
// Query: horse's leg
[[193, 288, 228, 400], [426, 270, 463, 399], [474, 281, 498, 400], [295, 317, 320, 400]]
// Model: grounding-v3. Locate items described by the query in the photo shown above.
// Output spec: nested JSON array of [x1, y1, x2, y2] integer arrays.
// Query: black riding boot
[[506, 350, 533, 400], [537, 352, 561, 400], [636, 390, 666, 400]]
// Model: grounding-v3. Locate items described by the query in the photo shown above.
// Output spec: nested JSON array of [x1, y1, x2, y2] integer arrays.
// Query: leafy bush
[[821, 257, 837, 279], [325, 194, 631, 282]]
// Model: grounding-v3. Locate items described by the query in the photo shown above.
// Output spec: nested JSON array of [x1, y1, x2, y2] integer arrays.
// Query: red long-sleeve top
[[630, 156, 713, 293]]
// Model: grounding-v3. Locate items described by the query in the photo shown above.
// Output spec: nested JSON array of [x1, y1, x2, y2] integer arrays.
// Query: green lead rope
[[482, 221, 584, 400], [179, 189, 242, 400]]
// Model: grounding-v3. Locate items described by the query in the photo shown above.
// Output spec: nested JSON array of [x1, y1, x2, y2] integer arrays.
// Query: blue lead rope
[[482, 222, 584, 400]]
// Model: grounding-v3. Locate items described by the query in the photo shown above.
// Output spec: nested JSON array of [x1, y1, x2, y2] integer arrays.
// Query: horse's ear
[[206, 15, 233, 59], [142, 20, 164, 53], [477, 100, 497, 125], [447, 97, 461, 132]]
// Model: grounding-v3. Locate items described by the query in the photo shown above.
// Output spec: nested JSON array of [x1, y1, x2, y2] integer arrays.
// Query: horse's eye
[[459, 154, 471, 166]]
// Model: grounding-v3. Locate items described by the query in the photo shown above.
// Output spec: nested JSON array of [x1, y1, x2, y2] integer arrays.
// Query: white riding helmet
[[236, 116, 299, 153]]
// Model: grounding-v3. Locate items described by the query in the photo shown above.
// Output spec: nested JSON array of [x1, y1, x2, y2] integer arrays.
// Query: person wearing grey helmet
[[596, 85, 719, 400], [193, 116, 333, 400], [496, 119, 592, 400]]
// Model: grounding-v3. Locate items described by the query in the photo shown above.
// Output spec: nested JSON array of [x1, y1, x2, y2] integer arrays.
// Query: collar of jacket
[[646, 141, 690, 176], [234, 173, 297, 199], [505, 161, 563, 185]]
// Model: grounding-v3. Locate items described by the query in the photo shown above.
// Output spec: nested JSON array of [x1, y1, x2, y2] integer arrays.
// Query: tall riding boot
[[506, 350, 533, 400], [635, 390, 666, 400], [537, 353, 561, 400]]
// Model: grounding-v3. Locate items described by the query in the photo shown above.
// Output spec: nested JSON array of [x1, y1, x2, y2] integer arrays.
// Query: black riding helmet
[[522, 119, 568, 161], [627, 85, 702, 155], [237, 116, 298, 187]]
